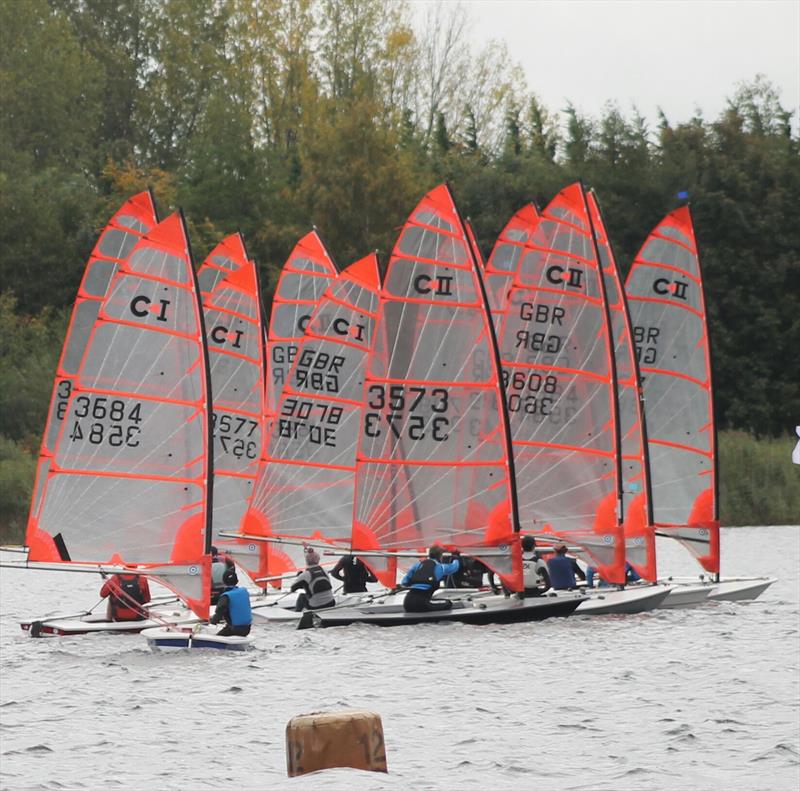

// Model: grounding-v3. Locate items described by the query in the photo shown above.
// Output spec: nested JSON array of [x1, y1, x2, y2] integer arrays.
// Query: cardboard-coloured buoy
[[286, 710, 387, 776]]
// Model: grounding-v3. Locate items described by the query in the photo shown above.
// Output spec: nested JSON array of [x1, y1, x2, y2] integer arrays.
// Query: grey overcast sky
[[434, 0, 800, 127]]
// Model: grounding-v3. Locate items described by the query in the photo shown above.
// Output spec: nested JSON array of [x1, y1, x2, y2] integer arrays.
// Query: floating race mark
[[588, 190, 656, 582], [625, 205, 720, 574], [486, 184, 625, 583], [353, 184, 521, 589], [198, 233, 268, 583], [266, 230, 338, 418], [26, 209, 213, 617], [243, 254, 381, 572]]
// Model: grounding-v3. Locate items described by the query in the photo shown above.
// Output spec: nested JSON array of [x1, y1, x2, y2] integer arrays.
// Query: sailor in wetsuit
[[291, 547, 335, 611], [521, 535, 551, 597], [210, 567, 252, 636], [210, 545, 235, 605], [331, 554, 378, 593], [100, 573, 151, 621], [401, 545, 461, 613]]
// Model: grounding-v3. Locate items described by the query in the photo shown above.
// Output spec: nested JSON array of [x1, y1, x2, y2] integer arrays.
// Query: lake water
[[1, 525, 798, 791]]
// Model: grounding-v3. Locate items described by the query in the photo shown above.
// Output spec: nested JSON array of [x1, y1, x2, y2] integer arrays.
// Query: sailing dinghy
[[626, 206, 775, 601], [587, 191, 709, 609], [8, 200, 217, 637], [300, 185, 585, 629], [229, 254, 385, 618], [197, 233, 269, 583]]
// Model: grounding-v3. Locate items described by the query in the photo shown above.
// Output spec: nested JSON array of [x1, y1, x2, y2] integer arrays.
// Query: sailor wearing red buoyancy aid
[[210, 567, 252, 636], [100, 573, 151, 622], [401, 545, 461, 613]]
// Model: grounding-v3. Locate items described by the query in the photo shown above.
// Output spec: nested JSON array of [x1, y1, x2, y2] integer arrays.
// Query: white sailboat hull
[[143, 625, 253, 651], [571, 585, 672, 615], [658, 576, 777, 602]]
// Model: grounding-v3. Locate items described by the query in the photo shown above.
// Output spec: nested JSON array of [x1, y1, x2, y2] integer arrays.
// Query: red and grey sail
[[587, 190, 656, 582], [353, 184, 521, 590], [625, 206, 719, 574], [198, 233, 268, 583], [26, 210, 213, 617], [242, 254, 382, 567], [266, 231, 339, 417], [486, 184, 625, 583]]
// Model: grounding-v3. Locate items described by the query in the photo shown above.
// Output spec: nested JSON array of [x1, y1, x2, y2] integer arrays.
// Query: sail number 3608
[[364, 385, 450, 441]]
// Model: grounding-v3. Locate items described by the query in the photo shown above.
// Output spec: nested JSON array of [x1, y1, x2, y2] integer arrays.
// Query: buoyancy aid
[[211, 558, 227, 588], [110, 575, 147, 620], [220, 586, 252, 626], [522, 551, 541, 588], [408, 559, 439, 591], [306, 565, 334, 607]]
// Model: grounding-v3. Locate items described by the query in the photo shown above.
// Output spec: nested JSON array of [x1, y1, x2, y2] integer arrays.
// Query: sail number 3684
[[68, 396, 142, 447]]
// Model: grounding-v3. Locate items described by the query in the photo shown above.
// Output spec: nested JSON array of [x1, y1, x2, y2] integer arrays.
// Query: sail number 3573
[[364, 385, 450, 441]]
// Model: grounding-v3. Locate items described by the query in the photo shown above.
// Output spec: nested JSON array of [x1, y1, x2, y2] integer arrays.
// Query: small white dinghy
[[143, 624, 254, 651], [657, 583, 711, 609], [21, 596, 198, 637]]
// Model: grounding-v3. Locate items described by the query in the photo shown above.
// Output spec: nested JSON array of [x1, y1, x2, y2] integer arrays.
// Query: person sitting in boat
[[521, 535, 551, 597], [100, 572, 151, 622], [546, 544, 583, 590], [331, 554, 378, 594], [210, 545, 236, 605], [291, 547, 335, 611], [400, 545, 461, 613], [443, 555, 500, 592], [209, 567, 252, 636], [586, 562, 641, 588]]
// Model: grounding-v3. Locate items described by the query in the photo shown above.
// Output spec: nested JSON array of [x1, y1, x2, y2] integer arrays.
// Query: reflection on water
[[1, 526, 798, 791]]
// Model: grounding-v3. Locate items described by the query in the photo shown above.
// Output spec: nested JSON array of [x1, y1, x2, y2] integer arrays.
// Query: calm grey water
[[1, 525, 798, 791]]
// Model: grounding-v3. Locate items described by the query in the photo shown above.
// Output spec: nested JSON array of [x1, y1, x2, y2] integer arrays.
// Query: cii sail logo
[[652, 277, 689, 301]]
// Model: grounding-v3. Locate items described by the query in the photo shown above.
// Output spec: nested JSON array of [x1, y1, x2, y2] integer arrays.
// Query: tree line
[[1, 0, 798, 535]]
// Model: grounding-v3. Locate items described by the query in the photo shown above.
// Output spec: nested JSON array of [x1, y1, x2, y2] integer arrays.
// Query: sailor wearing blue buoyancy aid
[[210, 567, 252, 636], [547, 544, 579, 590], [401, 545, 461, 612]]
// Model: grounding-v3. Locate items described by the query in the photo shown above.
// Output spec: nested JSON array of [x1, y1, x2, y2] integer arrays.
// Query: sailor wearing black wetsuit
[[521, 535, 551, 597], [210, 568, 252, 636], [331, 554, 378, 593], [401, 545, 461, 613], [291, 547, 335, 611]]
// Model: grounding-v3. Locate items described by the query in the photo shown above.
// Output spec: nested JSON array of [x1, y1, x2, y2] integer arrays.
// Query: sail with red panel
[[587, 190, 656, 582], [353, 184, 521, 590], [23, 209, 213, 618], [28, 192, 159, 523], [266, 231, 339, 417], [485, 184, 625, 584], [624, 206, 719, 575], [240, 254, 382, 569], [198, 233, 269, 583]]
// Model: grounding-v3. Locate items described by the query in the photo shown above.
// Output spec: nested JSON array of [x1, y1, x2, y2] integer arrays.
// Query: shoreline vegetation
[[1, 2, 797, 543]]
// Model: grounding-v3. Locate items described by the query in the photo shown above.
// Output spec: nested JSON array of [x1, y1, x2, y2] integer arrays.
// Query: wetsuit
[[401, 557, 460, 612], [331, 555, 377, 593], [522, 550, 551, 597], [100, 574, 151, 621], [210, 585, 252, 636], [210, 555, 235, 604], [291, 565, 335, 611]]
